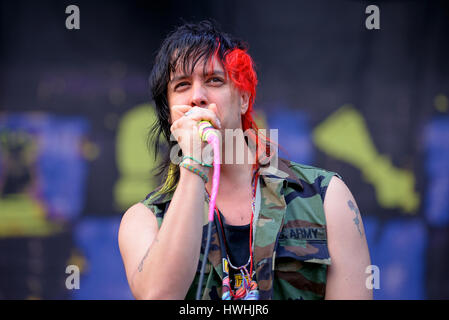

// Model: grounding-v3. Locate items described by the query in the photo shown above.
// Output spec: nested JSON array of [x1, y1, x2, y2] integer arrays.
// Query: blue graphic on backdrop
[[266, 107, 313, 165], [73, 217, 133, 300], [364, 217, 427, 299], [424, 116, 449, 227], [0, 113, 89, 221]]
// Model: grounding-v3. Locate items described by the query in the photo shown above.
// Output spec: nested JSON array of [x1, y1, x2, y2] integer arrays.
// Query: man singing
[[118, 20, 372, 300]]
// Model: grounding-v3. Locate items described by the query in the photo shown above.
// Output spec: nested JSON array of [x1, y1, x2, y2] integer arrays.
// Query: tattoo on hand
[[347, 200, 363, 237]]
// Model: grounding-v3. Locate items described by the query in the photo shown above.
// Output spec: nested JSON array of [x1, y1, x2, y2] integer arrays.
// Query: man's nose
[[190, 82, 208, 107]]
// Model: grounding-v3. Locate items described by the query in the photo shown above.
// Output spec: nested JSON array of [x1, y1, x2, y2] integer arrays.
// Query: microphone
[[198, 120, 219, 143], [195, 120, 221, 300]]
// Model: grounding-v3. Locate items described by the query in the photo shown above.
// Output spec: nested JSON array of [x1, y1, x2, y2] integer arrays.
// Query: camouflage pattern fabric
[[141, 158, 341, 300]]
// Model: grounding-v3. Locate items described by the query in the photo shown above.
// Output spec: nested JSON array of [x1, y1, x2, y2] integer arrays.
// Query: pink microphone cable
[[198, 120, 221, 222], [196, 120, 220, 300]]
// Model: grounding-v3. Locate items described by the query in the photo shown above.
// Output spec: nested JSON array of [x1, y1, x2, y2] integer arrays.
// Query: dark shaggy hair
[[147, 20, 249, 192], [148, 20, 247, 185]]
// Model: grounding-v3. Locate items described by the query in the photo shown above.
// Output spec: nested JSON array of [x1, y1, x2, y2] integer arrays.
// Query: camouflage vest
[[141, 158, 341, 300]]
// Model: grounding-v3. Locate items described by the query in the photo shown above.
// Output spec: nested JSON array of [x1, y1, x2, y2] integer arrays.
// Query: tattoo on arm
[[138, 247, 150, 272], [347, 200, 363, 237], [138, 238, 158, 273]]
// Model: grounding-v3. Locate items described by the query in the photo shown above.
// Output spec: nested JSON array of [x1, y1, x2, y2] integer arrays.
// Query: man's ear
[[240, 91, 251, 115]]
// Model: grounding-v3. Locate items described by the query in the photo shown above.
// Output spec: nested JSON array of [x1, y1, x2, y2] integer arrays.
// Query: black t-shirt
[[220, 212, 251, 267]]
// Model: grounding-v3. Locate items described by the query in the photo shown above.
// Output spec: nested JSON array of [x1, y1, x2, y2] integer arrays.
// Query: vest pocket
[[275, 225, 331, 266], [273, 235, 329, 299]]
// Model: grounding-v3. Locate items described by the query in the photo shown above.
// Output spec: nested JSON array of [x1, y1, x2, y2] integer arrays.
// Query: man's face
[[166, 56, 249, 131]]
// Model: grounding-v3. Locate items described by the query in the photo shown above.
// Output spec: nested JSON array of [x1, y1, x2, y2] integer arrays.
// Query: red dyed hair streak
[[223, 48, 277, 166], [224, 48, 258, 132]]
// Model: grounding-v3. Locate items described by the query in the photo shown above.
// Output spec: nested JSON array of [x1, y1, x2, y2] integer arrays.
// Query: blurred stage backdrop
[[0, 0, 448, 299]]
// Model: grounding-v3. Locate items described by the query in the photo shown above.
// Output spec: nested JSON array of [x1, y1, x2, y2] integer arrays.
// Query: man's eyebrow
[[204, 70, 225, 77], [169, 70, 226, 84], [169, 74, 189, 84]]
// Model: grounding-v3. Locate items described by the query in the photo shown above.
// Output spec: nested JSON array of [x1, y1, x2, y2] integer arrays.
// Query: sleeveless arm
[[323, 176, 373, 300], [118, 203, 159, 299], [118, 169, 207, 299]]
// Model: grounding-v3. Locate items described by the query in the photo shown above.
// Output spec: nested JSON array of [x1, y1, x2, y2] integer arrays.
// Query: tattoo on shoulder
[[347, 200, 363, 237]]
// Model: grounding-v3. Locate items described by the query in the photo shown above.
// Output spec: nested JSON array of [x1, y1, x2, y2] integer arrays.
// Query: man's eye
[[174, 82, 189, 90], [207, 77, 223, 84]]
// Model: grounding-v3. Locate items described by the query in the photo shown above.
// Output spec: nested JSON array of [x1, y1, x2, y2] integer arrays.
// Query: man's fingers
[[184, 107, 221, 129], [171, 104, 221, 129], [171, 105, 193, 122]]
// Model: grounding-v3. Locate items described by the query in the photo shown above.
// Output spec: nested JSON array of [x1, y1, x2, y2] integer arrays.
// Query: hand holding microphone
[[170, 105, 223, 301], [170, 104, 221, 165]]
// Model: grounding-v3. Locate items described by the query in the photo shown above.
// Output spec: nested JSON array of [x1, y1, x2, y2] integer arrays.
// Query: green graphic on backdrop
[[313, 105, 420, 213], [114, 103, 161, 211]]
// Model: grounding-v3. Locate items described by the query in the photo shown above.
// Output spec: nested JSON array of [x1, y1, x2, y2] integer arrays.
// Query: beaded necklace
[[206, 167, 260, 300]]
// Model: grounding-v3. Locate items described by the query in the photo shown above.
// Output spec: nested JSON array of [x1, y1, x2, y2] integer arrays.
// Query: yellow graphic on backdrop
[[313, 105, 419, 213], [0, 194, 62, 237], [114, 103, 161, 211]]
